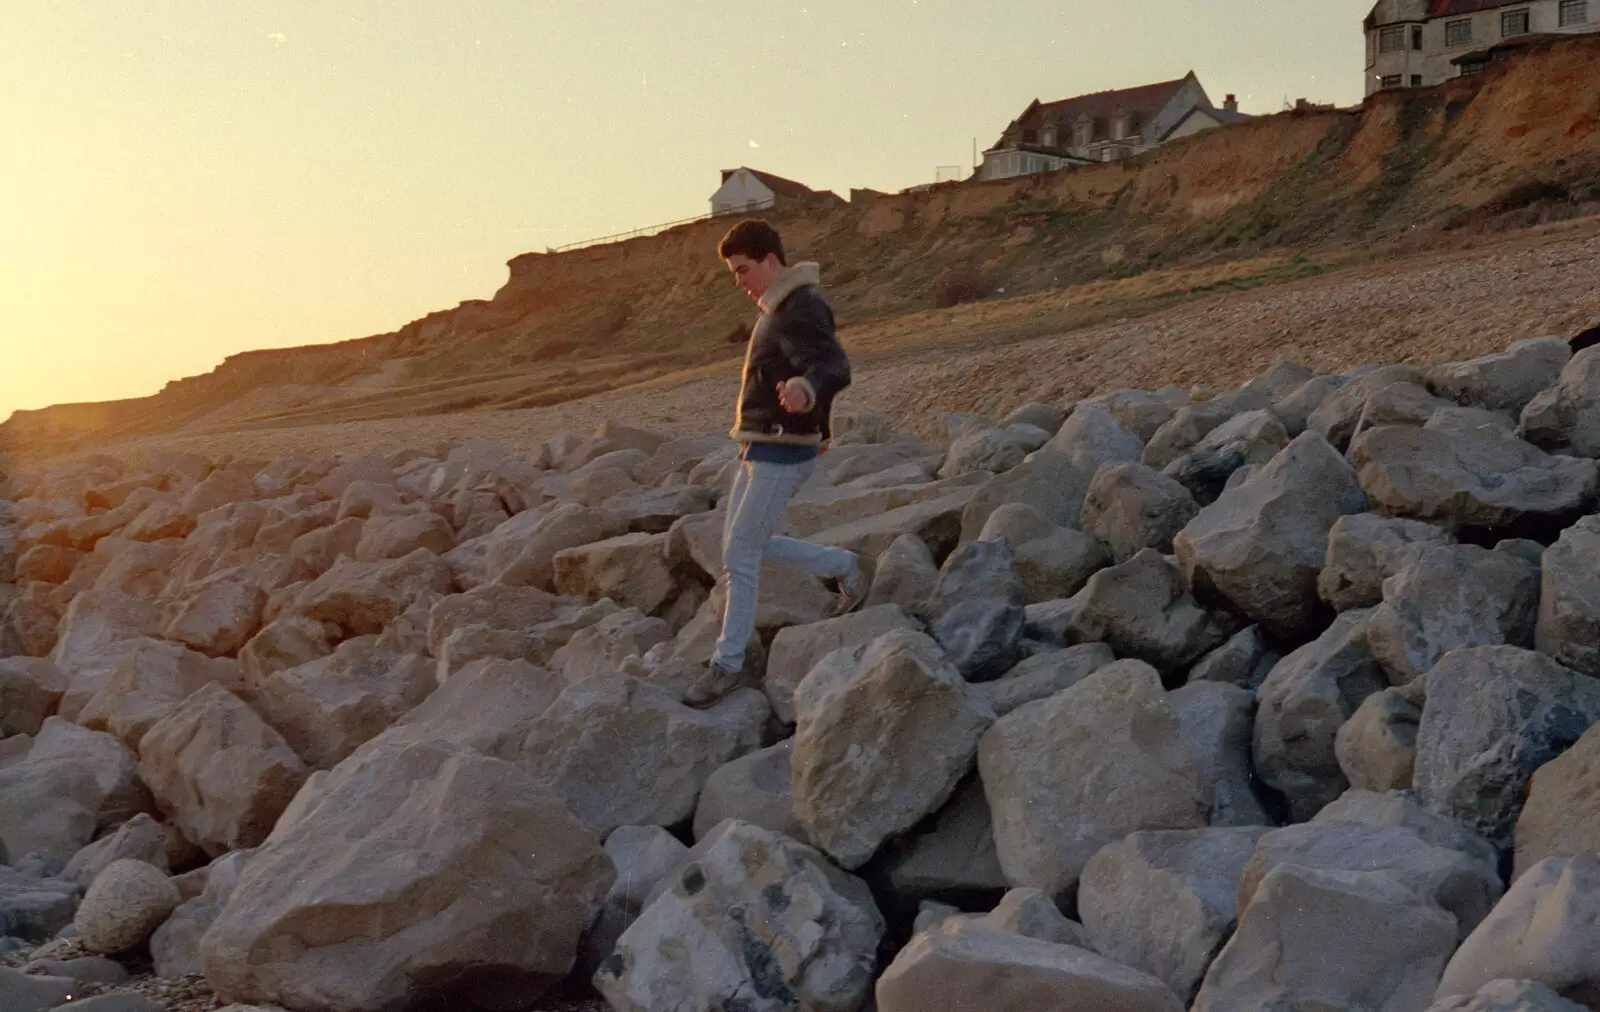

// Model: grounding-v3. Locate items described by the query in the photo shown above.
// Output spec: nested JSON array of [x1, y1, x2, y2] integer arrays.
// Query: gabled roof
[[718, 167, 823, 201], [1030, 75, 1193, 128], [989, 74, 1200, 151], [1173, 106, 1253, 130]]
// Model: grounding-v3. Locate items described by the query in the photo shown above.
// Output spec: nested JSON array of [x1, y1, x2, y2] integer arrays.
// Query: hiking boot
[[831, 558, 869, 617], [683, 662, 747, 709]]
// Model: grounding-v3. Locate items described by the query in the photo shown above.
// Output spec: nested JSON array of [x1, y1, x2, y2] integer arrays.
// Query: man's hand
[[777, 378, 814, 414]]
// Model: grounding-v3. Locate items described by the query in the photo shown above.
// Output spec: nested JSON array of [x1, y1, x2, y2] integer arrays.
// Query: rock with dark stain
[[595, 820, 885, 1012]]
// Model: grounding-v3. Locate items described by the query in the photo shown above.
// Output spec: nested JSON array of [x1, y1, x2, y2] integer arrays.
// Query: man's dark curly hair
[[717, 219, 786, 265]]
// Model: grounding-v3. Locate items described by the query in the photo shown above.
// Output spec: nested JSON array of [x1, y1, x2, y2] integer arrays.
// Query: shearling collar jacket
[[731, 261, 852, 447]]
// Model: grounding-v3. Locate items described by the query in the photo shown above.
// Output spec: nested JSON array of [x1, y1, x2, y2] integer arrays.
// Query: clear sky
[[0, 0, 1375, 420]]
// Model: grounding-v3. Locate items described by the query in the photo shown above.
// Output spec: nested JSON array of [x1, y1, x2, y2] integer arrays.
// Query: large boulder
[[0, 865, 79, 941], [59, 813, 191, 889], [552, 532, 677, 614], [0, 723, 152, 864], [1079, 462, 1199, 563], [521, 673, 766, 837], [360, 657, 563, 761], [693, 740, 807, 843], [161, 566, 268, 658], [1519, 345, 1600, 456], [940, 426, 1029, 478], [861, 533, 940, 614], [1144, 395, 1266, 470], [201, 739, 613, 1012], [251, 638, 435, 769], [576, 825, 688, 983], [1427, 337, 1570, 414], [50, 590, 162, 671], [595, 820, 885, 1012], [1366, 544, 1539, 685], [1515, 721, 1600, 881], [1435, 855, 1600, 1005], [978, 503, 1109, 604], [792, 629, 994, 869], [959, 404, 1143, 538], [1238, 820, 1503, 940], [1426, 980, 1590, 1011], [1187, 625, 1279, 688], [876, 777, 1010, 911], [1336, 683, 1425, 792], [877, 917, 1184, 1012], [1314, 788, 1500, 868], [1067, 550, 1231, 674], [762, 605, 922, 725], [1193, 865, 1459, 1012], [1415, 646, 1600, 848], [813, 490, 974, 567], [0, 657, 68, 736], [973, 642, 1115, 717], [1079, 827, 1268, 1002], [549, 608, 673, 684], [1351, 425, 1597, 536], [978, 660, 1206, 902], [922, 540, 1026, 682], [1169, 681, 1271, 827], [1175, 432, 1367, 637], [1318, 513, 1457, 612], [74, 858, 181, 955], [1085, 387, 1189, 444], [1253, 608, 1388, 822], [1308, 364, 1425, 449], [483, 503, 629, 590], [286, 550, 454, 640], [74, 637, 245, 750], [1536, 515, 1600, 677], [137, 683, 309, 856]]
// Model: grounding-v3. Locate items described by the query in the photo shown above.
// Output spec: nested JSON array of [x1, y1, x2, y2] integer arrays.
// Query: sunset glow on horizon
[[2, 1, 1374, 420]]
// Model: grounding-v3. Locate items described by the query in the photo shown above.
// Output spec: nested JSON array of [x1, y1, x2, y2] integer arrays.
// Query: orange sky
[[1, 1, 1374, 420]]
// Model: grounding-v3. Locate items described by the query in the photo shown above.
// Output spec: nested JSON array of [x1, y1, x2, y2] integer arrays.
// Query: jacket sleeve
[[777, 291, 851, 406]]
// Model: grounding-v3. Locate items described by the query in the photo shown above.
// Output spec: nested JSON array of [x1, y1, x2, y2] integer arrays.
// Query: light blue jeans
[[712, 458, 858, 673]]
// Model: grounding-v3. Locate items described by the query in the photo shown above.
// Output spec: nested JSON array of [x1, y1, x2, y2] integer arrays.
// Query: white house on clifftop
[[710, 168, 844, 216], [978, 72, 1242, 181], [1364, 0, 1598, 95]]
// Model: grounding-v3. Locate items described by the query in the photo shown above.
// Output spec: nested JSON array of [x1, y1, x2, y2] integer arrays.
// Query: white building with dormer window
[[1364, 0, 1598, 95]]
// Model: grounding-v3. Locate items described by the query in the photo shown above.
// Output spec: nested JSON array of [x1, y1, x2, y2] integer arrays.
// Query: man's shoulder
[[775, 284, 833, 322]]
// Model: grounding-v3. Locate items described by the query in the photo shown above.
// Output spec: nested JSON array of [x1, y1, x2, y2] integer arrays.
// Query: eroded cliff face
[[6, 33, 1598, 455]]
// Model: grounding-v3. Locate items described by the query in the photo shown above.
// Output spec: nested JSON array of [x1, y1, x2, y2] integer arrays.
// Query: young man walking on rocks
[[686, 219, 866, 706]]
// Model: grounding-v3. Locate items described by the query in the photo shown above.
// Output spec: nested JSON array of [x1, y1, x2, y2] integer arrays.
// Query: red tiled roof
[[719, 167, 822, 201], [991, 75, 1196, 151], [1031, 76, 1191, 129], [1430, 0, 1520, 16]]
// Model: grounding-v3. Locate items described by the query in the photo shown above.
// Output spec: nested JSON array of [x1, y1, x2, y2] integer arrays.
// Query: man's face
[[725, 253, 783, 302]]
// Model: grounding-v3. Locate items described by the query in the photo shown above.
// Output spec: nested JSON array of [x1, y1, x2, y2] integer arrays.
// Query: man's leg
[[709, 458, 810, 676]]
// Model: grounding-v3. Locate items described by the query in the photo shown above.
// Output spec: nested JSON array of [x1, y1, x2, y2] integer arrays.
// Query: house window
[[1041, 127, 1056, 147], [1446, 19, 1473, 45], [1412, 26, 1424, 49], [1074, 122, 1091, 148], [1380, 74, 1403, 89], [1411, 74, 1424, 86], [1380, 25, 1407, 51], [1502, 9, 1530, 36], [1561, 0, 1589, 26], [1459, 61, 1486, 76], [1022, 129, 1037, 143]]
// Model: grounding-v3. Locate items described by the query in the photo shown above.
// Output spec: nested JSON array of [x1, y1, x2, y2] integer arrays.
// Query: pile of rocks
[[6, 335, 1600, 1010]]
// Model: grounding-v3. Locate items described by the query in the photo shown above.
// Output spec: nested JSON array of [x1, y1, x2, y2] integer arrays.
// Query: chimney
[[1224, 94, 1238, 113]]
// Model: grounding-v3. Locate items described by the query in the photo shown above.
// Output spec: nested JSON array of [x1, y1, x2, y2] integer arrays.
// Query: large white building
[[977, 73, 1243, 182], [1365, 0, 1599, 95]]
